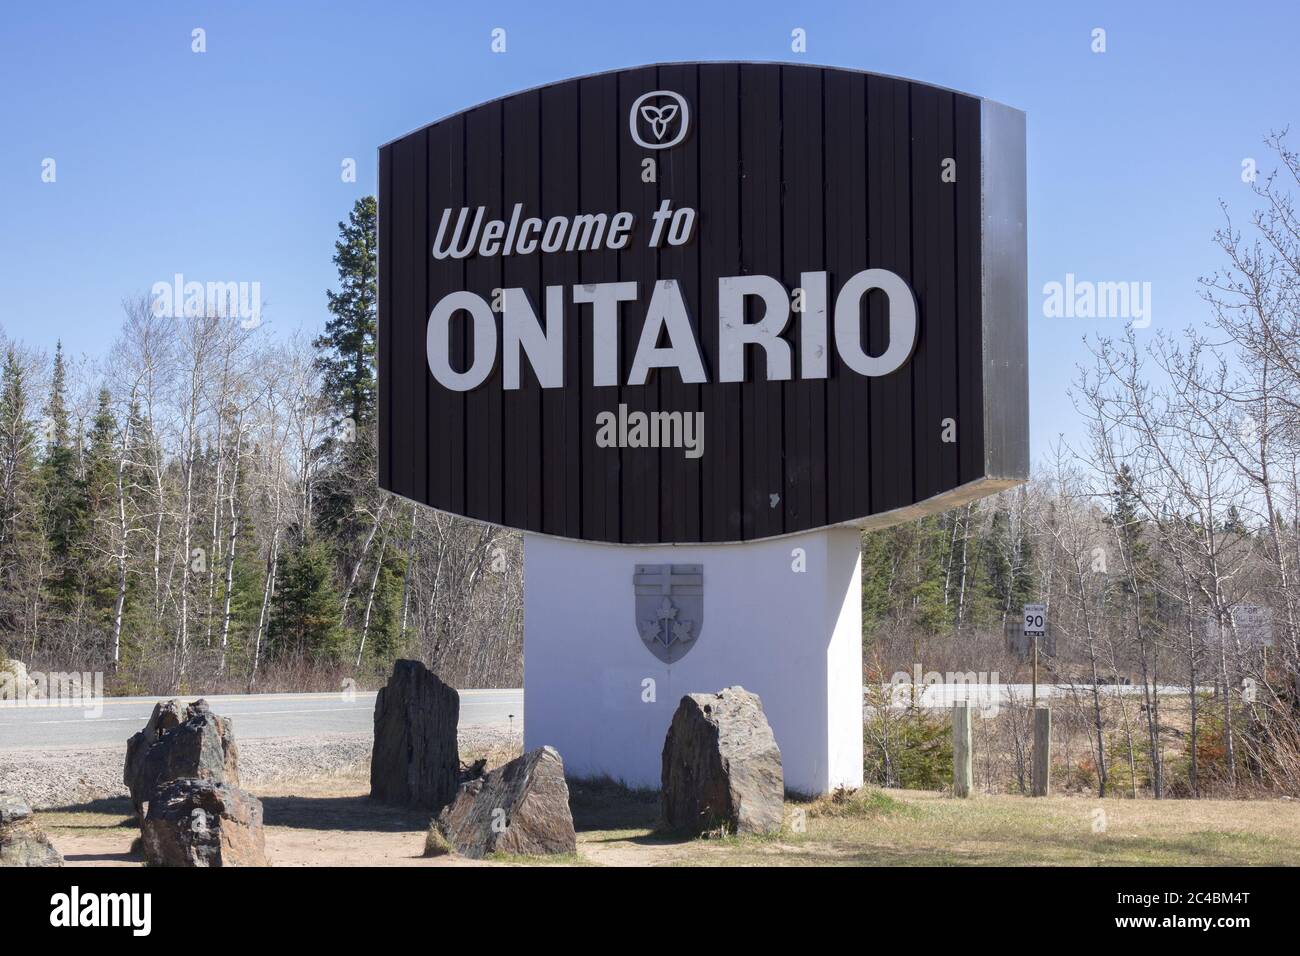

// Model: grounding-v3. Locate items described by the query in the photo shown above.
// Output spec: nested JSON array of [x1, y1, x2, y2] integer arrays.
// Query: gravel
[[0, 726, 523, 810]]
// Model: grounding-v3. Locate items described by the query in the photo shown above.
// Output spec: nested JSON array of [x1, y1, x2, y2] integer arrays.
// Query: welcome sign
[[378, 62, 1028, 544]]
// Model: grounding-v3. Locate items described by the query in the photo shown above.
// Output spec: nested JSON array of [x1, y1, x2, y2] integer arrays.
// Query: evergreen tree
[[267, 534, 345, 664], [982, 504, 1034, 622], [1109, 463, 1157, 619], [861, 528, 898, 634], [314, 196, 377, 428], [913, 515, 952, 634], [42, 343, 87, 610], [82, 388, 119, 627], [313, 196, 383, 613], [360, 551, 406, 667]]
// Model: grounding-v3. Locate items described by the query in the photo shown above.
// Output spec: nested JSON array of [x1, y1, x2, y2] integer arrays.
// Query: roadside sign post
[[1023, 603, 1046, 708], [1022, 602, 1049, 795]]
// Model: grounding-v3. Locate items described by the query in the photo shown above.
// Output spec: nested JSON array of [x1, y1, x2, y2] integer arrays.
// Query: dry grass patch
[[33, 774, 1300, 867]]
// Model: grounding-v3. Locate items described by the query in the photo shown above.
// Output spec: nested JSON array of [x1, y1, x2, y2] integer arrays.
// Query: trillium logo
[[629, 90, 690, 149]]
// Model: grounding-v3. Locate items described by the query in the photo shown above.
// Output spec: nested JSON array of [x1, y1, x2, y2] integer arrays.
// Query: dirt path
[[43, 774, 689, 867], [39, 780, 1300, 867]]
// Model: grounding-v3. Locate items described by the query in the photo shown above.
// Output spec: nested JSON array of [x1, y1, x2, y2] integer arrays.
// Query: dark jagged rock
[[437, 746, 576, 859], [661, 686, 784, 835], [141, 778, 267, 867], [124, 698, 239, 816], [370, 659, 460, 810], [0, 793, 64, 867]]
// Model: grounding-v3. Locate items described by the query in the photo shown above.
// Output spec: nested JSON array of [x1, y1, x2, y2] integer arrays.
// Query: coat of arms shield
[[633, 564, 703, 664]]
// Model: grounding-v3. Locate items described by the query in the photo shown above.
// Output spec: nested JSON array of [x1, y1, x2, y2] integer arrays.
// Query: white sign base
[[523, 528, 864, 795]]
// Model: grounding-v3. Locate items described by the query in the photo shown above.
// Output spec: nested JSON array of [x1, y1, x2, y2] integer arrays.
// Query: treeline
[[864, 134, 1300, 797], [0, 197, 522, 693]]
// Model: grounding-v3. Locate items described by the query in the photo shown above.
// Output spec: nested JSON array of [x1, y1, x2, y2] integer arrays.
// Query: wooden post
[[1029, 634, 1040, 712], [1031, 706, 1052, 797], [953, 700, 972, 798]]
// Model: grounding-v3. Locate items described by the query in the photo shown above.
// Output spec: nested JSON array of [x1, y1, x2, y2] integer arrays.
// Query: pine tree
[[42, 342, 87, 611], [267, 535, 345, 664], [82, 388, 119, 629], [314, 196, 377, 428], [982, 504, 1033, 623], [1110, 463, 1154, 607], [313, 196, 384, 621]]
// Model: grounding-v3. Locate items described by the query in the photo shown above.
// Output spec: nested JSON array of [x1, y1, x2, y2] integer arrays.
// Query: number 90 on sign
[[1023, 603, 1046, 637]]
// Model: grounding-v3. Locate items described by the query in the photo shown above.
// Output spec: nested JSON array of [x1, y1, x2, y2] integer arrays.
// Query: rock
[[0, 793, 63, 867], [124, 698, 240, 816], [437, 746, 576, 859], [370, 659, 459, 810], [0, 793, 31, 827], [140, 778, 267, 867], [661, 686, 784, 835], [0, 659, 34, 700]]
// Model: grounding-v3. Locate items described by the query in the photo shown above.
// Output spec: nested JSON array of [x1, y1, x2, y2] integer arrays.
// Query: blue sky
[[1, 0, 1296, 459]]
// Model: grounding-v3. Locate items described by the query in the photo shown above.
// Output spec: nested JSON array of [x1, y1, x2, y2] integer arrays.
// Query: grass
[[423, 825, 452, 857], [559, 780, 1300, 867], [35, 774, 1300, 866]]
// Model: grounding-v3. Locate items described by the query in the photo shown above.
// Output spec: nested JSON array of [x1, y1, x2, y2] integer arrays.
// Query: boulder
[[0, 793, 64, 867], [0, 659, 34, 701], [437, 746, 576, 859], [141, 778, 267, 867], [661, 686, 784, 835], [370, 659, 459, 810], [124, 698, 239, 816]]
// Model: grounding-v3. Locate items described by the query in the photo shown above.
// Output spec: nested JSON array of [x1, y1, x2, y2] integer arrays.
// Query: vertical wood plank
[[698, 63, 743, 542], [782, 64, 826, 532], [866, 76, 914, 515], [824, 70, 868, 524], [577, 73, 622, 542], [540, 81, 582, 539], [656, 63, 703, 543], [617, 67, 662, 544], [738, 63, 785, 540], [910, 86, 960, 502], [502, 91, 543, 532], [463, 101, 504, 526], [426, 116, 465, 516], [388, 131, 427, 504]]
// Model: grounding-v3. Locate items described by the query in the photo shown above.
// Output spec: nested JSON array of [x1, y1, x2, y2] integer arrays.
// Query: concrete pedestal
[[522, 528, 864, 795]]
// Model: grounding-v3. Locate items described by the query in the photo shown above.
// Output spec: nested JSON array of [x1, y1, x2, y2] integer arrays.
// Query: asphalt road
[[0, 688, 524, 751], [1, 681, 1185, 751]]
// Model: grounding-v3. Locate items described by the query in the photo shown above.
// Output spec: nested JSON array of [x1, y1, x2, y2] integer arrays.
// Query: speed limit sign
[[1023, 603, 1046, 637]]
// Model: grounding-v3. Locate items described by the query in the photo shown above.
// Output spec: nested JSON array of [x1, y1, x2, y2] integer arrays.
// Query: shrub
[[864, 709, 953, 790]]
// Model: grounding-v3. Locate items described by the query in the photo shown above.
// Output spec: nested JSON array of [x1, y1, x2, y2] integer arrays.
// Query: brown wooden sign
[[378, 62, 1027, 544]]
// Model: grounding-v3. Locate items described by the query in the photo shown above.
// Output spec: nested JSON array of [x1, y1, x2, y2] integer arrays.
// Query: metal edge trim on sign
[[979, 98, 1030, 483]]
